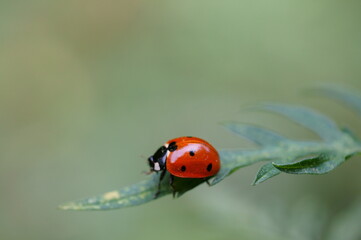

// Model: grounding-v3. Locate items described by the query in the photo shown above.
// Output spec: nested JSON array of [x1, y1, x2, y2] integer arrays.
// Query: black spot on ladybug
[[168, 142, 178, 152], [187, 136, 193, 138], [189, 151, 195, 156], [181, 165, 186, 172], [207, 163, 213, 172]]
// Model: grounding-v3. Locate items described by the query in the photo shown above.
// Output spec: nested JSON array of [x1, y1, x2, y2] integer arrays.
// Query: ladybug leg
[[205, 178, 211, 186], [169, 174, 176, 198], [154, 169, 166, 199]]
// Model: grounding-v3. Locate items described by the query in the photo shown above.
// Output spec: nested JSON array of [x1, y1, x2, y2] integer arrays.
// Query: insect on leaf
[[59, 87, 361, 211]]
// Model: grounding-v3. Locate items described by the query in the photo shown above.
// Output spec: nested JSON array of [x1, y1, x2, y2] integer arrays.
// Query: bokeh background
[[1, 1, 361, 239]]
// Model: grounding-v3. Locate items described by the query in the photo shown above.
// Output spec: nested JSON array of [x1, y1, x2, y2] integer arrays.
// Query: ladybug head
[[148, 145, 167, 172]]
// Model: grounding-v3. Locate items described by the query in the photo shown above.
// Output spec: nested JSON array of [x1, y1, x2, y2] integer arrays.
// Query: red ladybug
[[148, 136, 220, 197]]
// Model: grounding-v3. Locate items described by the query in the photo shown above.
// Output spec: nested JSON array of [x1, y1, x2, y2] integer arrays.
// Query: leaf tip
[[251, 180, 258, 186], [252, 177, 265, 185]]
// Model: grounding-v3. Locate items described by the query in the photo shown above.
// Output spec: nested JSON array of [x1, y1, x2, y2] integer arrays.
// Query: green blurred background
[[1, 1, 361, 239]]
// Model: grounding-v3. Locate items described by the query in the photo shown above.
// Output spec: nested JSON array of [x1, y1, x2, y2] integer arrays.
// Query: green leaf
[[212, 149, 275, 185], [273, 153, 345, 174], [253, 162, 280, 185], [59, 87, 361, 211], [221, 122, 286, 146], [59, 174, 165, 211], [213, 103, 361, 186], [316, 84, 361, 115], [59, 173, 206, 210], [261, 103, 343, 142]]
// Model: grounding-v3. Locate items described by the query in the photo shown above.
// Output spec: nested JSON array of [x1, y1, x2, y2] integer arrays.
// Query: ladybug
[[148, 136, 220, 197]]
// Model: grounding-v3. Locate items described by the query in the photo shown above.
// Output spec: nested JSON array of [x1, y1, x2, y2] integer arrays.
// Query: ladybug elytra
[[148, 136, 220, 197]]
